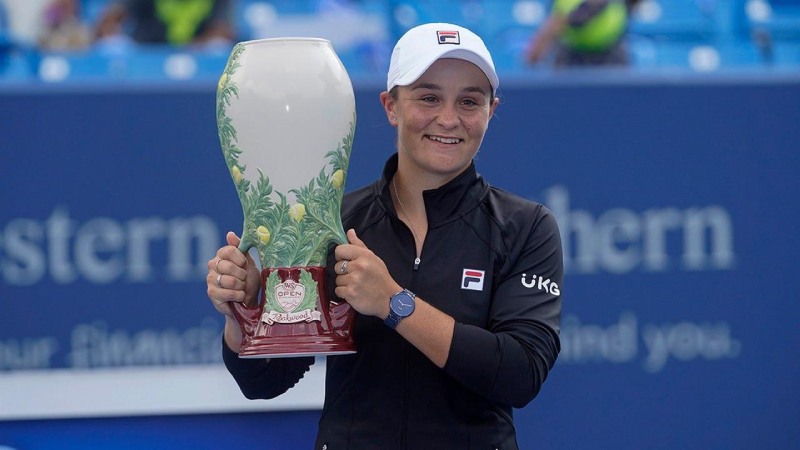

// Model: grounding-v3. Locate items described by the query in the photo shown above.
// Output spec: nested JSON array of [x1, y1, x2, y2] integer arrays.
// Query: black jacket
[[224, 154, 563, 449]]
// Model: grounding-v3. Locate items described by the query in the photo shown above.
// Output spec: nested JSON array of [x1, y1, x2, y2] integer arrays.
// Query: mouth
[[427, 135, 462, 145]]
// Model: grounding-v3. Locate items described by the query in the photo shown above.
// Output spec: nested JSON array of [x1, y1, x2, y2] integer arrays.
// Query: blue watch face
[[391, 292, 415, 317]]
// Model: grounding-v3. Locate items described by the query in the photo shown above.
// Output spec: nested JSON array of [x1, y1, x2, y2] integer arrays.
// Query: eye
[[420, 95, 438, 103]]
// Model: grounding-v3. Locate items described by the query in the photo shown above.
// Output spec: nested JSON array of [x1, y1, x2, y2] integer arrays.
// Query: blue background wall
[[1, 73, 799, 449]]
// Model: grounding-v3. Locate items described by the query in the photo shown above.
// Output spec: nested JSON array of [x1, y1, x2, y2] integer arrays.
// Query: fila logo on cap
[[437, 30, 460, 45], [461, 269, 485, 291]]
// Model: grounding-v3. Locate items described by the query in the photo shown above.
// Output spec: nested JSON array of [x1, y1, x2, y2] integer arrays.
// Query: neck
[[392, 175, 427, 252], [394, 155, 463, 194]]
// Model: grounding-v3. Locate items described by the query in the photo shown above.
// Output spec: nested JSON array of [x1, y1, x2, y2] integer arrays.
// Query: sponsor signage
[[1, 79, 798, 450]]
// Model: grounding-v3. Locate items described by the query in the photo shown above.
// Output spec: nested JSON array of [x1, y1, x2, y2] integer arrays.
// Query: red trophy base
[[232, 266, 356, 358]]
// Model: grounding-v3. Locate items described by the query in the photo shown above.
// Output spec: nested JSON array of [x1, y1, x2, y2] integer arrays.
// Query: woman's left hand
[[334, 229, 400, 319]]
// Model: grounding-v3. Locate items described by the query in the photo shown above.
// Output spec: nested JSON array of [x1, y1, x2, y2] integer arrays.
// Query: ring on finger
[[216, 273, 223, 288], [340, 260, 349, 274], [215, 259, 222, 273]]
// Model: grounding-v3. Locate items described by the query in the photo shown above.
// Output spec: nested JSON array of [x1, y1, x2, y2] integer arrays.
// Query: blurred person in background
[[206, 22, 563, 449], [94, 0, 234, 50], [525, 0, 641, 67], [38, 0, 92, 51]]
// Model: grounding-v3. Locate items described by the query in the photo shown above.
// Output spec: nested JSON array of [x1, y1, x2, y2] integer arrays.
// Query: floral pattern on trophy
[[216, 41, 357, 357]]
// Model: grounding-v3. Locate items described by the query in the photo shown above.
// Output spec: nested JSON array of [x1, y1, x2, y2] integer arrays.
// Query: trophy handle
[[237, 226, 256, 256], [231, 295, 261, 338]]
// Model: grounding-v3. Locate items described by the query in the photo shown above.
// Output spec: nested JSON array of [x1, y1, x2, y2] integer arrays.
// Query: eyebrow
[[411, 83, 489, 97]]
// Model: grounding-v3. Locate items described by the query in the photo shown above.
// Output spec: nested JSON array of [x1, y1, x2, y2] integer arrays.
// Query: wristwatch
[[384, 288, 416, 329]]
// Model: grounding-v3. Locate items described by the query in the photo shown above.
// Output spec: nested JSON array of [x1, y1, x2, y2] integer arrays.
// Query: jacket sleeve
[[222, 337, 315, 399], [443, 207, 563, 408]]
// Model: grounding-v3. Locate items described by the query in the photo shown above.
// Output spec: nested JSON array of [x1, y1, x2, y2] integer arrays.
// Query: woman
[[207, 22, 563, 449]]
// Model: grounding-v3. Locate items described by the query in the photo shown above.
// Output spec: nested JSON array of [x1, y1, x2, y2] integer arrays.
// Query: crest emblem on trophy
[[216, 38, 356, 358]]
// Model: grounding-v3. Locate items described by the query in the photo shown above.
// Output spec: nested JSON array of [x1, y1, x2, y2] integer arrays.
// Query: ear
[[380, 91, 398, 126], [488, 96, 499, 121]]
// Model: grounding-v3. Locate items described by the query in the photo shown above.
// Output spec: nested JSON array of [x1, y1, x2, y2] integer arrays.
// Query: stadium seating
[[0, 0, 797, 83]]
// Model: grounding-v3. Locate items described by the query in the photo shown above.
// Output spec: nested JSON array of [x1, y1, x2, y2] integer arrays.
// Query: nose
[[437, 103, 459, 128]]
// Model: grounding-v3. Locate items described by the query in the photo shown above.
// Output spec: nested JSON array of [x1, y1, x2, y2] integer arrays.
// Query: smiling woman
[[207, 22, 564, 450]]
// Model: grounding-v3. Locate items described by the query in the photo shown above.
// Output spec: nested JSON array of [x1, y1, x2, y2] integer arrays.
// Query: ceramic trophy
[[216, 38, 356, 358]]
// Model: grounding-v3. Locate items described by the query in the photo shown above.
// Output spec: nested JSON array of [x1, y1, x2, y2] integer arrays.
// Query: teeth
[[429, 135, 460, 144]]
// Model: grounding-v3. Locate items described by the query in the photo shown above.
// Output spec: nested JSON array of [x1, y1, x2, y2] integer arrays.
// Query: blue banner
[[1, 73, 799, 449]]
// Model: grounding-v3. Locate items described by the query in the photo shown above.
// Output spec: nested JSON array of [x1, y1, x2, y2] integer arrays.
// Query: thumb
[[346, 229, 367, 248], [226, 231, 241, 247]]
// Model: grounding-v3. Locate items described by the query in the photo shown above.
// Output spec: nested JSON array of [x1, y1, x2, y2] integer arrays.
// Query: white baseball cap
[[386, 23, 499, 96]]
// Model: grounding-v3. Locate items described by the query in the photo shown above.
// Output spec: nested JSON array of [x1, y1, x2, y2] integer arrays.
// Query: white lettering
[[75, 218, 125, 284], [0, 207, 220, 285], [127, 218, 167, 281], [0, 337, 59, 370], [521, 273, 560, 295], [596, 209, 641, 273], [683, 207, 735, 269], [168, 217, 219, 281], [2, 219, 46, 286], [68, 319, 222, 368], [521, 273, 536, 288], [642, 320, 741, 373], [642, 208, 683, 271], [544, 186, 735, 274], [560, 313, 638, 364], [47, 207, 77, 283], [560, 312, 741, 373], [537, 276, 550, 292]]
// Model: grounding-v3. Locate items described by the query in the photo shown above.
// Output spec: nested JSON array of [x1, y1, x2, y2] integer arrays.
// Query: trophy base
[[232, 266, 356, 359], [238, 334, 356, 359]]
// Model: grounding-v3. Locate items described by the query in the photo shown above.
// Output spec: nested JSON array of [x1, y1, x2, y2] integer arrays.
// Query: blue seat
[[770, 39, 800, 67], [36, 51, 121, 82], [629, 0, 721, 40], [0, 51, 36, 81], [35, 46, 229, 83], [639, 38, 766, 71], [481, 0, 546, 71], [236, 0, 367, 41], [482, 0, 547, 37], [124, 47, 227, 80], [737, 0, 800, 40], [390, 0, 486, 34], [487, 25, 538, 72]]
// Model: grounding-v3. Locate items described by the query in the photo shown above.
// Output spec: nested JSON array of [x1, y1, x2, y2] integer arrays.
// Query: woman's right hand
[[206, 231, 261, 318]]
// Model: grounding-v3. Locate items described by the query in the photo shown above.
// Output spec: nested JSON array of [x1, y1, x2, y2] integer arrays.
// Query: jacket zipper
[[397, 215, 421, 271], [400, 216, 420, 447]]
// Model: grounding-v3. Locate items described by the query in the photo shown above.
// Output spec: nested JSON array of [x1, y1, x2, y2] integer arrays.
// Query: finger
[[334, 243, 354, 262], [218, 244, 248, 268], [347, 229, 368, 248], [207, 273, 246, 300], [226, 231, 241, 247], [338, 258, 355, 275], [208, 285, 246, 306], [217, 273, 247, 291]]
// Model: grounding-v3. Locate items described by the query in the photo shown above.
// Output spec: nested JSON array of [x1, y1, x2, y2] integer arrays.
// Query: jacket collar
[[376, 153, 488, 226]]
